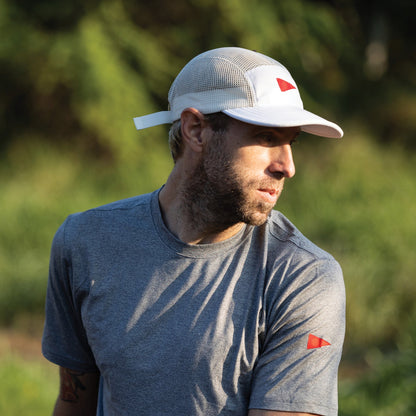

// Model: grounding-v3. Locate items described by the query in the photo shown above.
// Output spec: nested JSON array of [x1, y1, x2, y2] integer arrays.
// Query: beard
[[182, 132, 282, 231]]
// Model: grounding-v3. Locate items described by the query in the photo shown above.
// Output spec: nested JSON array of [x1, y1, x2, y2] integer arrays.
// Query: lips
[[257, 188, 279, 204]]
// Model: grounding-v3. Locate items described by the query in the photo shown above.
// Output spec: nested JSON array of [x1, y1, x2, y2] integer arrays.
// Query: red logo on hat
[[277, 78, 296, 92], [307, 334, 331, 349]]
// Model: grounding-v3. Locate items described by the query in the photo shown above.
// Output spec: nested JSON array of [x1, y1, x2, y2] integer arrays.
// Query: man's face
[[187, 118, 299, 228]]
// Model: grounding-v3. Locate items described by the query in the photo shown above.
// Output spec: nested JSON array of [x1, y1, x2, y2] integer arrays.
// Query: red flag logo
[[277, 78, 296, 92], [307, 334, 331, 349]]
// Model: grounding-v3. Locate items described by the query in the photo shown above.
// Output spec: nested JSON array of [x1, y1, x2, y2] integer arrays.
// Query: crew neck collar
[[150, 188, 253, 258]]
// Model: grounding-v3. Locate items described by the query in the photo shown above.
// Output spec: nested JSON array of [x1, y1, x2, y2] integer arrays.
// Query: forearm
[[53, 399, 96, 416], [53, 367, 99, 416]]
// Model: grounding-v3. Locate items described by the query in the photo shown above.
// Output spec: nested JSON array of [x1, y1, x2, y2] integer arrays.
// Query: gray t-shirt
[[42, 189, 345, 416]]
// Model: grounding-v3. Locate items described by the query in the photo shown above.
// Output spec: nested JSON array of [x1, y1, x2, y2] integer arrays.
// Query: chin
[[243, 210, 271, 227], [241, 199, 275, 226]]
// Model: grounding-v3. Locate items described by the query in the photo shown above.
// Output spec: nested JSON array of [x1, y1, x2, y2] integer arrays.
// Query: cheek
[[233, 148, 269, 176]]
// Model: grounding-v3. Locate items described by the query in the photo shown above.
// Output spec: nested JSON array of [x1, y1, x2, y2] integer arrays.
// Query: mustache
[[248, 177, 284, 191]]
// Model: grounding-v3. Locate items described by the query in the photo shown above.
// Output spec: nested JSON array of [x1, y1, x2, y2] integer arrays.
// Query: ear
[[180, 108, 208, 153]]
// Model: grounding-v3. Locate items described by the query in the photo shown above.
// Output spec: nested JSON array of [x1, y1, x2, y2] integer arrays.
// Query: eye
[[257, 134, 275, 146], [254, 129, 300, 146]]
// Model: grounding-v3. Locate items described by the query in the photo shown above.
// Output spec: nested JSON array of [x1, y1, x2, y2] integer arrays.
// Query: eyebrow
[[252, 126, 301, 138]]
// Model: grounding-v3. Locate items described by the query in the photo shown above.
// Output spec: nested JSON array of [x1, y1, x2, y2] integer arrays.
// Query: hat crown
[[133, 47, 343, 138], [168, 47, 291, 120]]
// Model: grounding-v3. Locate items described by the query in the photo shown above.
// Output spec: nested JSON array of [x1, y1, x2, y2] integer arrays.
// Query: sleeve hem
[[249, 401, 338, 416], [42, 348, 99, 373]]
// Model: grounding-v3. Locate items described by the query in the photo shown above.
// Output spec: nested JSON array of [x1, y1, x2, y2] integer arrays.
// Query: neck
[[159, 167, 244, 245]]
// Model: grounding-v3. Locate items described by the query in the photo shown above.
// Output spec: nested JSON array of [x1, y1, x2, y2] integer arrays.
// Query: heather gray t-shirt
[[42, 189, 345, 416]]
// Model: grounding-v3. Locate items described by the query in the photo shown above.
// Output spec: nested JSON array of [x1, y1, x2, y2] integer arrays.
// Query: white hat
[[133, 47, 343, 138]]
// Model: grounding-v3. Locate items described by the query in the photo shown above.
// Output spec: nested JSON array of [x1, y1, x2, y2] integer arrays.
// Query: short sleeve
[[249, 256, 345, 416], [42, 217, 98, 372]]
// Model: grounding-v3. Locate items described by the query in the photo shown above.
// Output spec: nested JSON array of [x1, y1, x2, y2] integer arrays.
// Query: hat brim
[[223, 107, 343, 138]]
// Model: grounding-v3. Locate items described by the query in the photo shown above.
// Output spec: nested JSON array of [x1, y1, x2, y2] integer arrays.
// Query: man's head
[[134, 47, 343, 139], [134, 47, 343, 228], [173, 107, 299, 228]]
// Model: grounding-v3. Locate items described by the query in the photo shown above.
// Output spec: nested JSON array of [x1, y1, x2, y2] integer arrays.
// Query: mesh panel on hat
[[168, 48, 278, 119]]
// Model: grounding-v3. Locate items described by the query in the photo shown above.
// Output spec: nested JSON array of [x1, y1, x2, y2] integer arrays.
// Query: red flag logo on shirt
[[307, 334, 331, 349], [277, 78, 296, 92]]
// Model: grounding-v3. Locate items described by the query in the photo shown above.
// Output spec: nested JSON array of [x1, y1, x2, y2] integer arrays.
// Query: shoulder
[[64, 192, 153, 232], [261, 211, 345, 344], [267, 210, 335, 262], [264, 210, 344, 293], [52, 191, 156, 255], [71, 191, 152, 221]]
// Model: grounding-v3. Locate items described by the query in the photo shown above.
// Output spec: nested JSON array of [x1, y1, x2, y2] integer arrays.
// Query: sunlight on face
[[185, 119, 299, 227]]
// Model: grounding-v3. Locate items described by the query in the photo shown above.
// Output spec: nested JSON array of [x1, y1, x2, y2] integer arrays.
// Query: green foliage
[[0, 354, 57, 415], [2, 0, 416, 156], [340, 347, 416, 415], [1, 0, 416, 412]]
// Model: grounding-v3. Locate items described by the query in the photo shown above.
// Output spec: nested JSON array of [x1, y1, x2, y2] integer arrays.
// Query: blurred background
[[1, 0, 415, 414]]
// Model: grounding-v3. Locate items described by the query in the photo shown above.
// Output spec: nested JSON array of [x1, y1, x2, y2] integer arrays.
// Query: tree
[[1, 0, 415, 160]]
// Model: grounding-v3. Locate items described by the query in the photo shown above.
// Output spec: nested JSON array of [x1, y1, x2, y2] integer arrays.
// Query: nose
[[268, 144, 296, 179]]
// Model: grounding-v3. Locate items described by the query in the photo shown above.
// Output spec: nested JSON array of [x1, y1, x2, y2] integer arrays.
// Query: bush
[[0, 353, 57, 415]]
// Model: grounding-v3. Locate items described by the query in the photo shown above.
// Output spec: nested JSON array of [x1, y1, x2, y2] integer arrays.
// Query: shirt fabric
[[42, 188, 345, 416]]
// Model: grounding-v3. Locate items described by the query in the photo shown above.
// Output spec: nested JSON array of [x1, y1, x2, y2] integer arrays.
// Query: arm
[[53, 367, 100, 416], [249, 257, 345, 416], [249, 411, 319, 416]]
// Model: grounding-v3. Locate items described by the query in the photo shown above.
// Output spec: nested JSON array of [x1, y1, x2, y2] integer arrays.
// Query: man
[[42, 47, 345, 415]]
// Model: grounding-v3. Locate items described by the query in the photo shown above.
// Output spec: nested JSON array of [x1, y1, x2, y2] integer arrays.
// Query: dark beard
[[182, 133, 274, 231]]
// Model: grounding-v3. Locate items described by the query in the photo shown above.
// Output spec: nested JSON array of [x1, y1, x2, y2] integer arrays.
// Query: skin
[[159, 107, 298, 244], [53, 367, 99, 416], [53, 108, 319, 415]]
